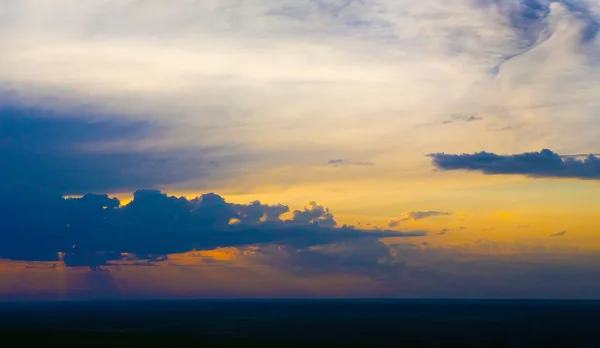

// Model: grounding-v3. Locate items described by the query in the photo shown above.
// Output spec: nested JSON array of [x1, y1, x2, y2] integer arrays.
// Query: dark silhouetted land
[[1, 299, 600, 347]]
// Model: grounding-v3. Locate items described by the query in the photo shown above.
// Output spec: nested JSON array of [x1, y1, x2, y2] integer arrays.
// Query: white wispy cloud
[[1, 0, 599, 192]]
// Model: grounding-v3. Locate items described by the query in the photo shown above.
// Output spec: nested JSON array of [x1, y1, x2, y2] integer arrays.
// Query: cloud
[[378, 240, 600, 298], [2, 0, 600, 300], [7, 238, 600, 299], [428, 149, 600, 180], [0, 188, 425, 266], [389, 211, 453, 227], [291, 201, 337, 228], [0, 104, 229, 194], [5, 231, 600, 299], [550, 231, 567, 237], [416, 114, 483, 128], [1, 0, 600, 190], [480, 0, 599, 45], [439, 228, 451, 235], [328, 159, 375, 167], [441, 114, 483, 125], [487, 125, 517, 132]]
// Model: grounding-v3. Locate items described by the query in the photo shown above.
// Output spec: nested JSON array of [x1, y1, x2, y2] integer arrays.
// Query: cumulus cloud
[[0, 188, 424, 266], [291, 201, 337, 228], [389, 211, 453, 227], [428, 148, 600, 179]]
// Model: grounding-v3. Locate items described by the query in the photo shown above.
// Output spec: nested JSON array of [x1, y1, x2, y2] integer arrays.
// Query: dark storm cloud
[[0, 188, 425, 265], [428, 149, 600, 179], [0, 104, 215, 194]]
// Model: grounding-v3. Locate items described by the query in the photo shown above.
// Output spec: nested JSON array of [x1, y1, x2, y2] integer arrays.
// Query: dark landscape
[[1, 299, 600, 347]]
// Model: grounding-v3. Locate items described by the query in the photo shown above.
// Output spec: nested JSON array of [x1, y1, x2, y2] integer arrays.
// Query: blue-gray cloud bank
[[428, 149, 600, 179], [0, 188, 424, 266], [0, 103, 424, 266], [0, 104, 217, 194]]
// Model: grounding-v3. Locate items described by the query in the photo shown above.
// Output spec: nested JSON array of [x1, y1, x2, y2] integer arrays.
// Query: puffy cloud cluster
[[428, 148, 600, 179], [0, 188, 424, 266], [291, 201, 337, 228]]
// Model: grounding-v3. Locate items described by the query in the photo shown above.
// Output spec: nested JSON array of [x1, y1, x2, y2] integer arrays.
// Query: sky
[[1, 0, 600, 300]]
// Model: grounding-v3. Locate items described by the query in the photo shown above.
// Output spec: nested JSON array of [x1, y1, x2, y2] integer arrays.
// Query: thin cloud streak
[[389, 211, 454, 227]]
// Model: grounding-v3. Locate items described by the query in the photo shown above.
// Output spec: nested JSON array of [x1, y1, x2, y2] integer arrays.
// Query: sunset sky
[[2, 0, 600, 299]]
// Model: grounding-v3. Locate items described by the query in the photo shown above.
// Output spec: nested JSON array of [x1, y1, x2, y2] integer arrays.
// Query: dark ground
[[1, 299, 599, 347]]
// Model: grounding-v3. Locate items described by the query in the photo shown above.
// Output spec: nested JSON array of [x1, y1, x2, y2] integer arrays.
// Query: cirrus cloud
[[2, 0, 600, 188]]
